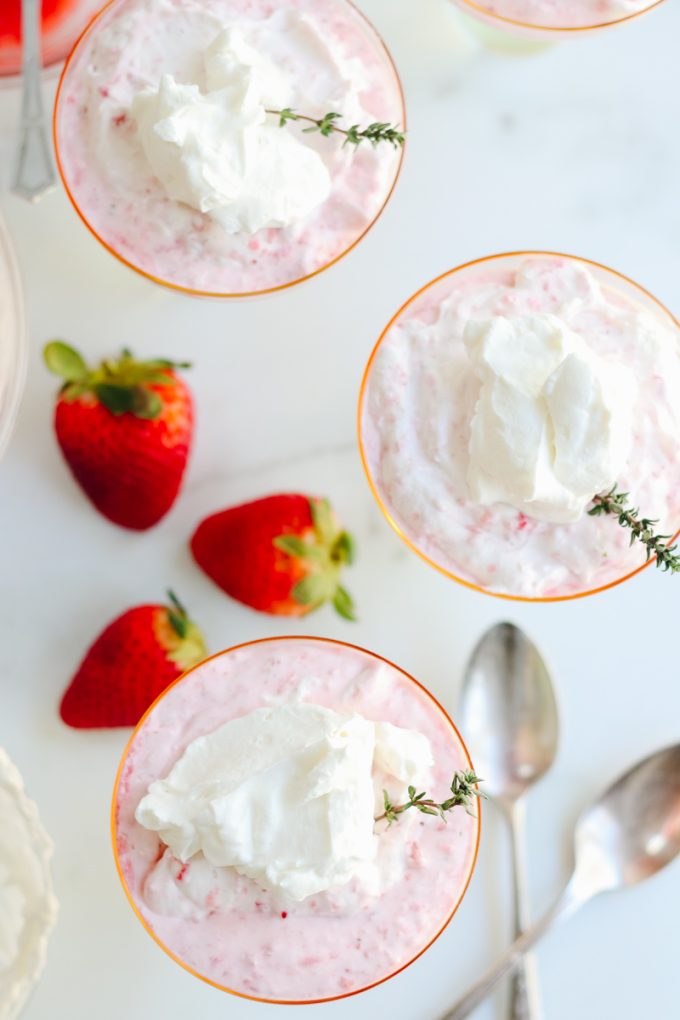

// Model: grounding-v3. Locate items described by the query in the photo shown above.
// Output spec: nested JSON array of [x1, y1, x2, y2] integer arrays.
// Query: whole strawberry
[[191, 494, 356, 619], [44, 341, 193, 530], [60, 592, 207, 728]]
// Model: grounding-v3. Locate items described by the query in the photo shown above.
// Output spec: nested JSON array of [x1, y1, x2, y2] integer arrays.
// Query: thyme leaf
[[267, 108, 405, 149], [376, 770, 484, 827], [589, 484, 680, 573]]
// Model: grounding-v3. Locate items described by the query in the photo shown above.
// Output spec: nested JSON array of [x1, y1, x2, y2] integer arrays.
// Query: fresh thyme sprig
[[376, 770, 484, 827], [266, 108, 405, 149], [589, 484, 680, 573]]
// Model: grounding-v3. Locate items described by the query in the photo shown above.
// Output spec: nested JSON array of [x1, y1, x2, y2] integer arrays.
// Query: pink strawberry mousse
[[360, 254, 680, 600], [54, 0, 404, 297], [113, 638, 479, 1003]]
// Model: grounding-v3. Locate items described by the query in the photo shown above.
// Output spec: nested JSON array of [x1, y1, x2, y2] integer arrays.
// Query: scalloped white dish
[[0, 749, 58, 1020], [0, 212, 27, 463]]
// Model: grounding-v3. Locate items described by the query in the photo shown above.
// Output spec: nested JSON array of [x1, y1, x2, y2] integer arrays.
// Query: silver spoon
[[13, 0, 56, 202], [440, 743, 680, 1019], [459, 622, 558, 1020]]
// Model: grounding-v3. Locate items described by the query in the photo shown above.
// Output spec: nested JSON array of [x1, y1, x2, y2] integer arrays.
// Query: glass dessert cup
[[53, 0, 405, 299], [112, 636, 480, 1005], [449, 0, 667, 53], [0, 0, 104, 82], [358, 251, 680, 603], [0, 211, 27, 462]]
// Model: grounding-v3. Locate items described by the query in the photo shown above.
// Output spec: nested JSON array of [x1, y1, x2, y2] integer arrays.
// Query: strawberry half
[[60, 592, 207, 729], [191, 494, 357, 619], [45, 341, 193, 530]]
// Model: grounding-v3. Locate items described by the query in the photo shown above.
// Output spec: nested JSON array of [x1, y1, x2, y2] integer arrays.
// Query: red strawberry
[[60, 592, 207, 729], [191, 494, 357, 619], [44, 341, 193, 530]]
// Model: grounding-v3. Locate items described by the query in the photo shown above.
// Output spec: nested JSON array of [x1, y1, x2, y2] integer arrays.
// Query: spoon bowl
[[441, 742, 680, 1019], [461, 622, 558, 805], [574, 744, 680, 894]]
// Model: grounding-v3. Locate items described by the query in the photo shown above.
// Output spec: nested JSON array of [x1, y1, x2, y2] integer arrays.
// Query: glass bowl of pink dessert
[[450, 0, 666, 40], [0, 0, 104, 80], [112, 636, 480, 1004], [53, 0, 405, 298], [0, 211, 27, 462], [359, 251, 680, 602]]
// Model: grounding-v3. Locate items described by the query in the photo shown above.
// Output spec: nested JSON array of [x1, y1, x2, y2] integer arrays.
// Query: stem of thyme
[[376, 770, 484, 827], [266, 108, 405, 149], [589, 484, 680, 573]]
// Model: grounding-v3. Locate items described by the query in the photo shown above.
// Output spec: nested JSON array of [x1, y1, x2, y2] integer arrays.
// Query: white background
[[1, 1, 679, 1018]]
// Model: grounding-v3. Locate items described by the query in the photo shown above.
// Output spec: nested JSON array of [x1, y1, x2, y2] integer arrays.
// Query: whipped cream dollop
[[136, 703, 433, 902], [131, 26, 332, 234], [0, 749, 58, 1020], [464, 312, 638, 524]]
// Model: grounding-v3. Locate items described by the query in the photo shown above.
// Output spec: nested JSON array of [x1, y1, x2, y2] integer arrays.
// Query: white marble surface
[[1, 2, 679, 1018]]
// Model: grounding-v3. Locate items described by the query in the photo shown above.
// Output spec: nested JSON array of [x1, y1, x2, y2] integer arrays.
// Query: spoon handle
[[508, 966, 536, 1020], [13, 0, 56, 202], [438, 878, 585, 1020], [507, 800, 540, 1020]]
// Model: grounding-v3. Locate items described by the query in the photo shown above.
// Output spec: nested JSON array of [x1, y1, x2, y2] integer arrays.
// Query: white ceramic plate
[[0, 211, 27, 462]]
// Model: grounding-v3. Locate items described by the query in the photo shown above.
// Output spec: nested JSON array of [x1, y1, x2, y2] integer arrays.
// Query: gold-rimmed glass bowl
[[53, 0, 405, 299], [112, 636, 481, 1003], [358, 251, 680, 603]]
